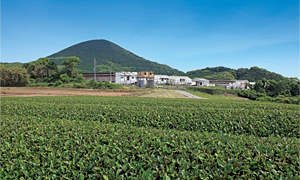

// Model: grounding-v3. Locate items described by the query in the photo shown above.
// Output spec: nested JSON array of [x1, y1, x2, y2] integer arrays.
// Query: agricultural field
[[0, 96, 299, 179]]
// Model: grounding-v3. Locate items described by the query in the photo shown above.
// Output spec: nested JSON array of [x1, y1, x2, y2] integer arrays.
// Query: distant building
[[137, 71, 155, 88], [81, 72, 115, 82], [81, 71, 137, 85], [115, 72, 137, 85], [192, 78, 210, 86], [208, 80, 249, 89], [81, 71, 192, 86], [155, 75, 192, 85]]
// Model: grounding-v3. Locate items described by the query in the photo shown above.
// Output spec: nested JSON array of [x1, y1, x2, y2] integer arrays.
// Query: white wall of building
[[115, 72, 137, 85], [114, 72, 193, 86], [192, 78, 210, 86], [155, 75, 192, 85]]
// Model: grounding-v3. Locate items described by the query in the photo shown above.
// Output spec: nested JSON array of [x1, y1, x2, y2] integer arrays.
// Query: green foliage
[[0, 96, 299, 179], [187, 66, 234, 79], [187, 66, 286, 81], [47, 40, 185, 75], [186, 86, 240, 96], [47, 82, 56, 87], [60, 73, 71, 83], [0, 67, 30, 87], [29, 82, 49, 87], [85, 79, 122, 89], [22, 58, 59, 79], [75, 74, 85, 83], [242, 78, 300, 104], [0, 62, 23, 68], [55, 80, 63, 86], [96, 60, 134, 72], [29, 78, 36, 84], [236, 66, 285, 82], [61, 56, 81, 77], [204, 71, 236, 80]]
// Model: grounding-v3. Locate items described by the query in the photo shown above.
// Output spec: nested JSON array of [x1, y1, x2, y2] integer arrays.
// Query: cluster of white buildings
[[81, 72, 193, 86], [192, 79, 255, 89], [81, 72, 254, 89]]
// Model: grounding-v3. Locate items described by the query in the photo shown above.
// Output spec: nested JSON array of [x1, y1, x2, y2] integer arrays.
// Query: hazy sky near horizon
[[2, 0, 299, 78]]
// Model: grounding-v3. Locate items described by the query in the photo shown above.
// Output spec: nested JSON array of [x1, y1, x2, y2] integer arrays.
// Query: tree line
[[1, 56, 81, 87], [238, 78, 300, 104], [187, 66, 286, 82]]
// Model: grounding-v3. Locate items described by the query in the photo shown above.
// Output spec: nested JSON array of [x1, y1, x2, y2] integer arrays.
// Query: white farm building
[[154, 75, 192, 85], [81, 72, 192, 86], [115, 72, 137, 85]]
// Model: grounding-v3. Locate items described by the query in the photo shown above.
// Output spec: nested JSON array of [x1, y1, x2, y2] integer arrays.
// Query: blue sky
[[2, 0, 299, 78]]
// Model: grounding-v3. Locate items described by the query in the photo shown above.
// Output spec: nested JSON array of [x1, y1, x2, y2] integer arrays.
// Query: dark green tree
[[46, 61, 58, 77], [0, 67, 30, 87], [62, 56, 81, 77]]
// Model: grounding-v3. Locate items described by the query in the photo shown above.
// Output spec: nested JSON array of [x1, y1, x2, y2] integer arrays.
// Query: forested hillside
[[235, 66, 286, 82], [187, 66, 286, 81], [186, 67, 235, 79], [47, 40, 185, 75], [0, 62, 23, 68]]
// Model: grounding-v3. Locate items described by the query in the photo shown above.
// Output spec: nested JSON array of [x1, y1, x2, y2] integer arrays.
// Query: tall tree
[[32, 64, 48, 79], [0, 67, 30, 86], [23, 58, 58, 78], [46, 61, 58, 77], [61, 56, 81, 77]]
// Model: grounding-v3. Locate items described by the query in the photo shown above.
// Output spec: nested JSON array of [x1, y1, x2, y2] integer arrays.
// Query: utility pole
[[109, 69, 112, 82], [93, 58, 96, 81]]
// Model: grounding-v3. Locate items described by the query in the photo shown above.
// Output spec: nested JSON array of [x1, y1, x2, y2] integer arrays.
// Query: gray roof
[[192, 78, 209, 82]]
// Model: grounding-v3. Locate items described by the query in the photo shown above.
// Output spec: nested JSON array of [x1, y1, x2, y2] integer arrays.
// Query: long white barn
[[154, 75, 192, 85]]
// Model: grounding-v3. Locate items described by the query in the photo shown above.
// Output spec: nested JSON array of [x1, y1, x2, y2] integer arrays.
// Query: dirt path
[[0, 87, 133, 97], [174, 90, 206, 99], [139, 89, 188, 98]]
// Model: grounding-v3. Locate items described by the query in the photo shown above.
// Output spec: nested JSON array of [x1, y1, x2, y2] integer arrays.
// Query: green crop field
[[1, 96, 299, 179]]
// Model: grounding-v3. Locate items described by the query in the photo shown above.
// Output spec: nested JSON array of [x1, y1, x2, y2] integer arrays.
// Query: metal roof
[[192, 78, 209, 82]]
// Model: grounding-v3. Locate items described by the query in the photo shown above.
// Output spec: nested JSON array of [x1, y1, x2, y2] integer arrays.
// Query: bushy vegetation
[[0, 67, 30, 87], [22, 58, 59, 79], [0, 62, 23, 68], [186, 86, 240, 96], [96, 60, 135, 72], [238, 78, 300, 104], [84, 79, 122, 89], [187, 66, 286, 81], [1, 57, 121, 90], [236, 66, 286, 82], [1, 97, 299, 179], [187, 66, 234, 79], [48, 39, 185, 75], [203, 71, 236, 80]]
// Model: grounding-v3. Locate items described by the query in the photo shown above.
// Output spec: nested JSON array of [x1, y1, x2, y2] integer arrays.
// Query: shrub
[[60, 73, 70, 83], [47, 83, 56, 87], [73, 84, 85, 88], [186, 86, 239, 95], [256, 96, 273, 102], [29, 78, 36, 84], [75, 74, 85, 83], [42, 77, 49, 83], [55, 80, 63, 86], [0, 67, 30, 87], [87, 79, 97, 88]]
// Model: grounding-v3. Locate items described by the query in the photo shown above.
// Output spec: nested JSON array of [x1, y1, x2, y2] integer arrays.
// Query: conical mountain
[[47, 39, 185, 75]]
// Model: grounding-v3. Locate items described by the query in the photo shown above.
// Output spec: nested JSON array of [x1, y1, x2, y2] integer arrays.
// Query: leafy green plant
[[60, 73, 70, 83], [1, 96, 299, 179]]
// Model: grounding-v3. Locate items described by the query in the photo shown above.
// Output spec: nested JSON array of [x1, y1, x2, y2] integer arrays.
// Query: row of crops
[[1, 96, 299, 179]]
